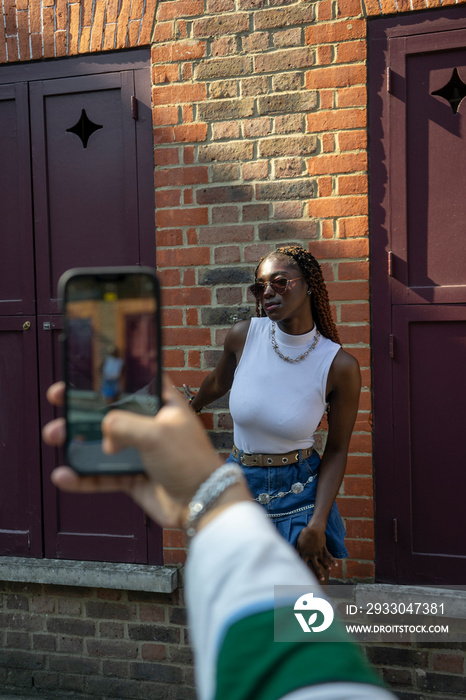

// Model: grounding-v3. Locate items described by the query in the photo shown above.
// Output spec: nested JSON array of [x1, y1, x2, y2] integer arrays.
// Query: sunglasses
[[248, 277, 303, 300]]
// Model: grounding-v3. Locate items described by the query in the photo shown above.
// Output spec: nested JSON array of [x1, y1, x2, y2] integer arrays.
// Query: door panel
[[407, 53, 466, 292], [30, 72, 140, 315], [0, 83, 35, 315], [0, 318, 42, 556], [54, 492, 148, 563], [389, 30, 466, 305], [392, 306, 466, 584]]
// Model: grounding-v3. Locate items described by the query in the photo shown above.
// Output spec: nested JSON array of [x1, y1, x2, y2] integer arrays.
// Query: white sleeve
[[186, 501, 316, 698], [185, 501, 394, 700]]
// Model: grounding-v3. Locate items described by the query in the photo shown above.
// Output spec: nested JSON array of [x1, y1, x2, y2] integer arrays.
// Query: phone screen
[[60, 267, 161, 474]]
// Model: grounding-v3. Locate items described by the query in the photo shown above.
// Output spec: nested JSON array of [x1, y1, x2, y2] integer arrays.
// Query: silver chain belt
[[255, 472, 316, 506]]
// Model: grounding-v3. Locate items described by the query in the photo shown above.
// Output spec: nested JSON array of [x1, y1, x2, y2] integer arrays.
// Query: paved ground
[[0, 696, 80, 699], [0, 692, 107, 700], [0, 697, 92, 700]]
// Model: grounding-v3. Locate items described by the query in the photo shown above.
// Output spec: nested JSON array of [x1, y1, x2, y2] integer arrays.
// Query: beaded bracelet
[[188, 396, 203, 415], [184, 463, 245, 538]]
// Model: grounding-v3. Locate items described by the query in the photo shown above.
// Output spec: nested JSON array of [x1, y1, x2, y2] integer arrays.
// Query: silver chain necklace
[[270, 321, 320, 363]]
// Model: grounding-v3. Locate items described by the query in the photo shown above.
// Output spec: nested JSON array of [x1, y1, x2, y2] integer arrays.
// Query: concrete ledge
[[0, 557, 179, 594]]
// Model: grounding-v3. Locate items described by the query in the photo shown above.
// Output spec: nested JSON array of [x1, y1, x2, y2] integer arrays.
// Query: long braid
[[254, 245, 340, 344]]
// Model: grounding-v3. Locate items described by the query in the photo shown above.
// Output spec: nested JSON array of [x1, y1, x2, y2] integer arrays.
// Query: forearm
[[309, 450, 347, 528], [190, 371, 230, 412], [309, 349, 360, 530]]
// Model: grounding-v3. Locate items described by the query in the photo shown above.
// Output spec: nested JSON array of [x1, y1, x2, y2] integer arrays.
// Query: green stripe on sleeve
[[215, 608, 384, 700]]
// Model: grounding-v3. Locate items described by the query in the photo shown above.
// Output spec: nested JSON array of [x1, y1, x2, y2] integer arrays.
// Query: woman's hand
[[42, 378, 226, 529], [296, 524, 335, 583], [181, 384, 195, 401]]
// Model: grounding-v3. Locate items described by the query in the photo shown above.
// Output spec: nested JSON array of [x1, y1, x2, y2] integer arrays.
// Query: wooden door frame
[[0, 50, 151, 84]]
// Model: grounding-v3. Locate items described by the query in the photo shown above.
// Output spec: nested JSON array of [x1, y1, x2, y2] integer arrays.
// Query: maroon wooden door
[[0, 82, 42, 556], [0, 52, 162, 563], [370, 11, 466, 584]]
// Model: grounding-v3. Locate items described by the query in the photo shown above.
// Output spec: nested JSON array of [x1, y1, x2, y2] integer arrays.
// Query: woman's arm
[[297, 349, 361, 581], [190, 320, 250, 413]]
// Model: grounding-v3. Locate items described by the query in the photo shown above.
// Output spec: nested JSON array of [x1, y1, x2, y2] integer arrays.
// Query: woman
[[101, 347, 124, 405], [189, 245, 361, 582]]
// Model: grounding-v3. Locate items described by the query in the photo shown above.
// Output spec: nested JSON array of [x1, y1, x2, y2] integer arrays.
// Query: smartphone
[[58, 267, 162, 475]]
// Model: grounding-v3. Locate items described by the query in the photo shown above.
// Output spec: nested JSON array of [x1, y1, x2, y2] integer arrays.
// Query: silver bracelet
[[184, 463, 244, 538]]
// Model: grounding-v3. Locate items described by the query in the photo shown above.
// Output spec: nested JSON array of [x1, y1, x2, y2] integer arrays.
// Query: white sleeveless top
[[229, 317, 340, 454]]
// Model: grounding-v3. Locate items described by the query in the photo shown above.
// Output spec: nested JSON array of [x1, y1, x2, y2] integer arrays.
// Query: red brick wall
[[2, 0, 464, 64], [0, 0, 155, 61], [0, 581, 194, 698], [152, 0, 374, 577], [1, 581, 465, 699]]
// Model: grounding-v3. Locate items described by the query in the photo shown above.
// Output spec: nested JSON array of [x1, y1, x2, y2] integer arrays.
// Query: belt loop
[[297, 449, 303, 465]]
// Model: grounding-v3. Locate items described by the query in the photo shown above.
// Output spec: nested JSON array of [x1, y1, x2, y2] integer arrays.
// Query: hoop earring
[[306, 289, 312, 296]]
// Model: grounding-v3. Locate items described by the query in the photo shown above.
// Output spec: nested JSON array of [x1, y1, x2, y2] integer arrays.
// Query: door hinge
[[388, 250, 393, 277], [392, 517, 398, 542], [389, 334, 395, 359], [131, 96, 138, 120], [387, 68, 393, 94]]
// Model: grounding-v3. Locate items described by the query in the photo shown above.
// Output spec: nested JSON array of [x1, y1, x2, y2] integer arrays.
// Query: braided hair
[[254, 245, 340, 344]]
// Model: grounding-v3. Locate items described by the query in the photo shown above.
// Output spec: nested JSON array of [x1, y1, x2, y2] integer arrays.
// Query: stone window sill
[[0, 556, 179, 593]]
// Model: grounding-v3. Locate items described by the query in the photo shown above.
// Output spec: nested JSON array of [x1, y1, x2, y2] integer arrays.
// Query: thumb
[[101, 410, 158, 455], [101, 377, 188, 455]]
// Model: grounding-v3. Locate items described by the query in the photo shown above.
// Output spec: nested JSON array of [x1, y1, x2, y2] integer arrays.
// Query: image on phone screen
[[60, 268, 161, 474]]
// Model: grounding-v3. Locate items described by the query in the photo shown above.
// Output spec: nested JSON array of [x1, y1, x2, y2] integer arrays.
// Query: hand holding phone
[[58, 267, 162, 475]]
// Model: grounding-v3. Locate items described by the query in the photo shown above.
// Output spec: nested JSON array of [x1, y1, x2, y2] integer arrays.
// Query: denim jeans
[[226, 448, 348, 558]]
